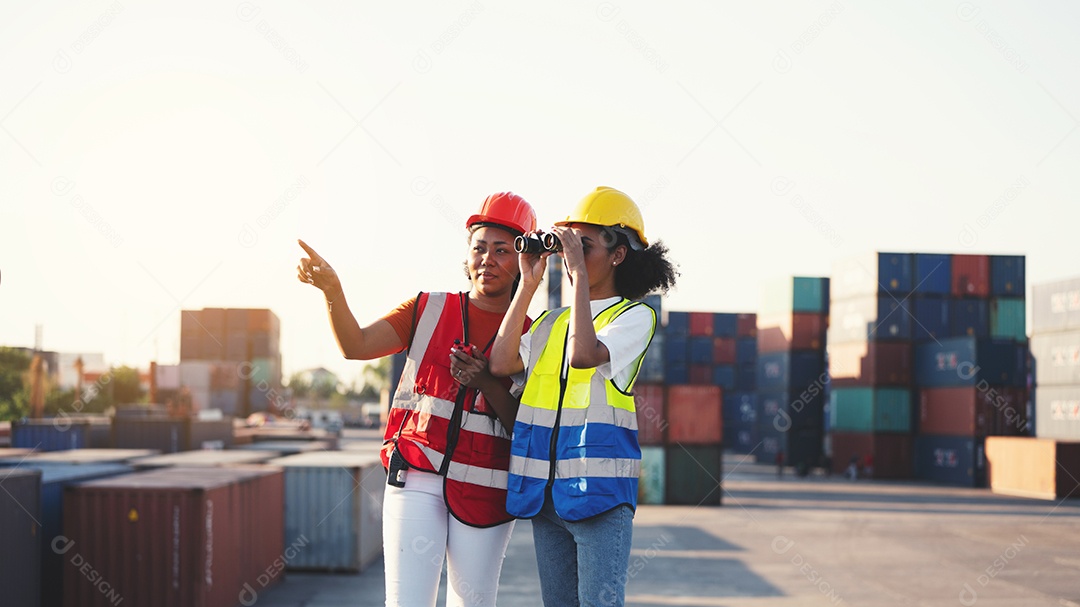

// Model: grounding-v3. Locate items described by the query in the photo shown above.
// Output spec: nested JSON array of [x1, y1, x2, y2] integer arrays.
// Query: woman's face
[[563, 223, 625, 289], [467, 226, 520, 297]]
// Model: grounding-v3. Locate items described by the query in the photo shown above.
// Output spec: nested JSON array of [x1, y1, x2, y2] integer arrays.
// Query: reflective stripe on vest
[[382, 292, 516, 527], [507, 298, 655, 521]]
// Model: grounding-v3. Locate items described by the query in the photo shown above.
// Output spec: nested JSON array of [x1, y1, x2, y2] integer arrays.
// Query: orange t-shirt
[[382, 293, 520, 353]]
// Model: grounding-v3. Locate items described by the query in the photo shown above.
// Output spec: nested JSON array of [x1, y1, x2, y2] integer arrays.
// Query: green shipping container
[[830, 387, 911, 433], [638, 446, 665, 505], [761, 276, 829, 315], [665, 445, 722, 506], [990, 298, 1026, 341]]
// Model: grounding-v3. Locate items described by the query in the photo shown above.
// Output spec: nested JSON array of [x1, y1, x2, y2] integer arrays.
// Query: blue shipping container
[[757, 351, 826, 391], [913, 254, 952, 294], [689, 336, 713, 364], [735, 337, 757, 363], [12, 421, 93, 452], [735, 362, 756, 391], [828, 296, 912, 342], [664, 361, 689, 385], [912, 296, 950, 342], [665, 335, 689, 364], [666, 312, 690, 337], [914, 337, 1023, 387], [712, 365, 736, 389], [950, 300, 990, 338], [759, 390, 826, 430], [713, 313, 738, 338], [723, 392, 757, 423], [723, 422, 759, 455], [877, 253, 914, 294], [990, 255, 1025, 297], [914, 435, 985, 487]]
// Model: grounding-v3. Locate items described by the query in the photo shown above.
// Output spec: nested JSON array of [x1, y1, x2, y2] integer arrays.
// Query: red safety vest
[[380, 292, 526, 527]]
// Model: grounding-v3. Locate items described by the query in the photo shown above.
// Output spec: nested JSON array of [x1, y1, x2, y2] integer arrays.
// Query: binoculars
[[514, 233, 561, 254]]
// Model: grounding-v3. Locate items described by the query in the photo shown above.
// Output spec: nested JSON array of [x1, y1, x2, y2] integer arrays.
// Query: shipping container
[[710, 365, 735, 389], [665, 444, 721, 505], [735, 337, 757, 363], [664, 361, 689, 385], [831, 252, 912, 300], [918, 386, 1029, 437], [756, 351, 826, 391], [712, 337, 736, 364], [268, 452, 384, 572], [827, 341, 912, 387], [949, 299, 989, 338], [759, 390, 826, 430], [247, 309, 280, 333], [736, 362, 756, 391], [238, 441, 334, 455], [990, 255, 1025, 297], [35, 463, 134, 607], [666, 312, 690, 336], [689, 337, 713, 364], [1030, 331, 1080, 386], [5, 448, 159, 466], [914, 337, 1023, 388], [131, 450, 280, 469], [1032, 277, 1080, 334], [12, 418, 111, 451], [722, 392, 757, 424], [723, 422, 758, 455], [762, 276, 829, 314], [665, 335, 688, 364], [689, 312, 713, 336], [914, 434, 985, 487], [911, 296, 950, 342], [156, 364, 182, 390], [913, 253, 952, 295], [736, 313, 758, 338], [666, 385, 722, 444], [757, 313, 826, 353], [210, 389, 241, 416], [638, 446, 665, 505], [179, 360, 214, 389], [828, 295, 912, 343], [634, 383, 666, 446], [688, 364, 712, 385], [829, 387, 912, 433], [829, 432, 913, 479], [712, 313, 737, 338], [112, 417, 235, 453], [951, 255, 990, 298], [64, 466, 285, 607], [0, 468, 41, 607], [990, 298, 1026, 341], [985, 436, 1080, 500], [1034, 385, 1080, 440]]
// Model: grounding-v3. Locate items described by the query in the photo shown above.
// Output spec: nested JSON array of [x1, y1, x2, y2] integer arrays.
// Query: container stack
[[178, 308, 282, 416], [827, 254, 916, 479], [757, 277, 829, 473], [1031, 276, 1080, 441], [0, 468, 41, 607], [911, 254, 1028, 487], [722, 314, 759, 455]]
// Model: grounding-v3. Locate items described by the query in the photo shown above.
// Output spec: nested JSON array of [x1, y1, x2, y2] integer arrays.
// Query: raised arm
[[489, 237, 548, 377], [297, 239, 404, 360]]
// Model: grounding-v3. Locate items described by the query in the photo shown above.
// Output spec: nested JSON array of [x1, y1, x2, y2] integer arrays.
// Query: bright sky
[[1, 2, 1077, 386]]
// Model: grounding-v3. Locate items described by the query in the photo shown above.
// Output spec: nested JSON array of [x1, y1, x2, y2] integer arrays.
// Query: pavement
[[251, 433, 1080, 607]]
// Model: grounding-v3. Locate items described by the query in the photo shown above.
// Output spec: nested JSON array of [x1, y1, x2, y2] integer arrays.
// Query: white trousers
[[383, 469, 515, 607]]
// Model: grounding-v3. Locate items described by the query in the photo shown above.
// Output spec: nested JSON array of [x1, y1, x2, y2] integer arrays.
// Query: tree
[[0, 347, 31, 421], [110, 366, 144, 404], [357, 356, 391, 402], [287, 372, 312, 398]]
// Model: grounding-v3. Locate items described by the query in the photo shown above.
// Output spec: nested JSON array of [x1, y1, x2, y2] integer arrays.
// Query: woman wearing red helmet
[[297, 192, 537, 606]]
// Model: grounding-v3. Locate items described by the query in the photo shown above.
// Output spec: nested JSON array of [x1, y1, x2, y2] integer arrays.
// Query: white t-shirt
[[518, 296, 655, 392]]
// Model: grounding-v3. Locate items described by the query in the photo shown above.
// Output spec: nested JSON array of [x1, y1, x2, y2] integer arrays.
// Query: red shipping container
[[756, 313, 825, 353], [689, 312, 713, 336], [830, 431, 913, 479], [736, 313, 757, 338], [634, 383, 666, 445], [919, 387, 1027, 437], [712, 338, 736, 364], [688, 365, 712, 385], [247, 309, 279, 332], [828, 342, 912, 387], [952, 255, 990, 298], [666, 385, 722, 444], [63, 466, 285, 607]]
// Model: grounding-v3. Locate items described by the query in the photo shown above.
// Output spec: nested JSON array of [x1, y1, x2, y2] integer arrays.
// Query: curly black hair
[[611, 234, 679, 301]]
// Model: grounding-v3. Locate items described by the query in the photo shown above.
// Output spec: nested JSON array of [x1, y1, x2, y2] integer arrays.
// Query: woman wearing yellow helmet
[[490, 186, 677, 607]]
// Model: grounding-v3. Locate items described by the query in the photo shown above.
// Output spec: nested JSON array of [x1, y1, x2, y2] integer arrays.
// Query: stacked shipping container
[[757, 277, 829, 473], [1031, 277, 1080, 440], [828, 253, 915, 479], [827, 252, 1029, 486]]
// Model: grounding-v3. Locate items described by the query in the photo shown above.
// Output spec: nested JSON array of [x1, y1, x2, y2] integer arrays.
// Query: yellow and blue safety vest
[[507, 298, 655, 521]]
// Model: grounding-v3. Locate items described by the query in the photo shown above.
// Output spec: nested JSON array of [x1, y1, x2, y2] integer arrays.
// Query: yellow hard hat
[[555, 186, 648, 249]]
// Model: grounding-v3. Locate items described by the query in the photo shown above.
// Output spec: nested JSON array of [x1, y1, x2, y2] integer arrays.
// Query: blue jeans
[[531, 496, 634, 607]]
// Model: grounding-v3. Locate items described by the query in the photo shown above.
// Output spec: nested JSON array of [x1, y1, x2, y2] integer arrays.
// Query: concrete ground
[[252, 435, 1080, 607]]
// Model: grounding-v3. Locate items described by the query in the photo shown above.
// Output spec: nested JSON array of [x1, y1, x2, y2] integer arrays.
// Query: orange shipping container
[[634, 383, 666, 446], [986, 436, 1080, 500], [666, 385, 722, 444], [757, 313, 826, 353]]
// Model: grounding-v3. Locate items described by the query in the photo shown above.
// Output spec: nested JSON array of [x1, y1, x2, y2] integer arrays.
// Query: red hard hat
[[466, 192, 537, 236]]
